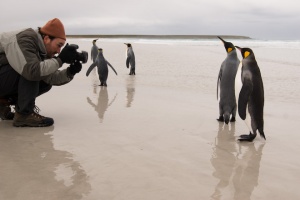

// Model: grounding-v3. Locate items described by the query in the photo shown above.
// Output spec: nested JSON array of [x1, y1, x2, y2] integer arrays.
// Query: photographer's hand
[[67, 61, 82, 77], [58, 43, 78, 64]]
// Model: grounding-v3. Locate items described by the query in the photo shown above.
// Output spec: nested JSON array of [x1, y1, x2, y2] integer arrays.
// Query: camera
[[69, 44, 88, 64]]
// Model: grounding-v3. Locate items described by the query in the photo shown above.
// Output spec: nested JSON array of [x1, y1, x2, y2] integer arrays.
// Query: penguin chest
[[97, 60, 108, 73], [126, 49, 129, 58], [235, 63, 243, 104]]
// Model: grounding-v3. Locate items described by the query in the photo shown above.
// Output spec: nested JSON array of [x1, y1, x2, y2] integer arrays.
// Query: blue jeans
[[0, 64, 52, 114]]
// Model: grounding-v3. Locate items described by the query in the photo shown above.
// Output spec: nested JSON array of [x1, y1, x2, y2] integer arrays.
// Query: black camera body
[[69, 44, 88, 64]]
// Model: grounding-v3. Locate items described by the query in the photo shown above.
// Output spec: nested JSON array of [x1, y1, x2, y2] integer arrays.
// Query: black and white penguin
[[235, 46, 266, 142], [217, 36, 240, 124], [91, 39, 99, 63], [124, 43, 136, 75], [86, 48, 118, 87]]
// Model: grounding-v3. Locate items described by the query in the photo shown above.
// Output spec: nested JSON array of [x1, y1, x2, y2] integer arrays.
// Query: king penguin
[[235, 46, 265, 142], [91, 39, 99, 63], [125, 43, 136, 75], [217, 36, 240, 124], [86, 48, 118, 87]]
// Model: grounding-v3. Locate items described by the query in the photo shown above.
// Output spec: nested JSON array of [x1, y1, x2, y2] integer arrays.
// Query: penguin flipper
[[108, 93, 118, 107], [238, 79, 253, 120], [87, 97, 96, 108], [106, 60, 118, 75], [86, 63, 97, 77], [126, 57, 130, 68]]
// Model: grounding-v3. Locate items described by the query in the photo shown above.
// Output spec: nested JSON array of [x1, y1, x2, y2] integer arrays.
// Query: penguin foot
[[240, 134, 250, 138], [238, 132, 256, 142], [217, 116, 224, 122], [100, 82, 107, 87], [230, 117, 236, 122]]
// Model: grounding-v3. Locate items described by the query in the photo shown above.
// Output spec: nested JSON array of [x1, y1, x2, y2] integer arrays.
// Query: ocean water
[[75, 36, 300, 48]]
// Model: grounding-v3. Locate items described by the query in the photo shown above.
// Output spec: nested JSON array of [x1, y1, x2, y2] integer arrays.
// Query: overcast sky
[[1, 0, 299, 40]]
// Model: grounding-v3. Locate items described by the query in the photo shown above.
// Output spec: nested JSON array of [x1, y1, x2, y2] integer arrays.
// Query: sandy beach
[[1, 39, 300, 200]]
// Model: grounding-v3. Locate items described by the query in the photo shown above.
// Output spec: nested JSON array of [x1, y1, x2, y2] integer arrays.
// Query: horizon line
[[67, 34, 252, 39]]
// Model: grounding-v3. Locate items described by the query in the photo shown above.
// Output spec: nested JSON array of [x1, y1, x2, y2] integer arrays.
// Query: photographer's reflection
[[87, 87, 117, 123], [0, 124, 91, 200], [211, 123, 265, 200], [126, 76, 136, 108]]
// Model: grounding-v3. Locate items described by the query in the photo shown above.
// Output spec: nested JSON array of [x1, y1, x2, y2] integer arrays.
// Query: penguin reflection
[[233, 142, 265, 200], [126, 76, 136, 108], [87, 87, 117, 123], [91, 39, 99, 63], [211, 123, 265, 200], [211, 123, 236, 199]]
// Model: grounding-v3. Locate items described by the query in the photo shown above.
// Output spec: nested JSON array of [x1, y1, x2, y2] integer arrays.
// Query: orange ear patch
[[244, 51, 250, 58]]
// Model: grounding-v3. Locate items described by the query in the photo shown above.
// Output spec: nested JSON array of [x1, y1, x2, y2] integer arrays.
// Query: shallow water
[[1, 38, 300, 199]]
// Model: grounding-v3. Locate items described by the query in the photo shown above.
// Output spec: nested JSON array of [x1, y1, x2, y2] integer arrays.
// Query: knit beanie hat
[[40, 18, 66, 40]]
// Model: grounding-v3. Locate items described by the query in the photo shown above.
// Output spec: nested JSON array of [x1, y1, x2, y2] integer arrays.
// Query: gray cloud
[[1, 0, 299, 40]]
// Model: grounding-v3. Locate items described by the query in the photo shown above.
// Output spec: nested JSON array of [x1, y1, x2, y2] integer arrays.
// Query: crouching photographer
[[0, 18, 88, 127]]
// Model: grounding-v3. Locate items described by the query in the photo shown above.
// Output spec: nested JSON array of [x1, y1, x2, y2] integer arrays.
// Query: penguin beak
[[235, 46, 241, 52], [217, 36, 226, 44]]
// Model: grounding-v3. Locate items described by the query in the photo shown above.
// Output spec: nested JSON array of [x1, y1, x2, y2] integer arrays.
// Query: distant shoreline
[[67, 35, 251, 40]]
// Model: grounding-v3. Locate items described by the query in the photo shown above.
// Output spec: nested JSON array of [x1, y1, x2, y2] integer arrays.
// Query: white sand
[[0, 40, 300, 200]]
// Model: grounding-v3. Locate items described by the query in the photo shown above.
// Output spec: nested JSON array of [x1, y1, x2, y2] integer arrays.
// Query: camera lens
[[81, 51, 88, 63], [77, 51, 88, 64]]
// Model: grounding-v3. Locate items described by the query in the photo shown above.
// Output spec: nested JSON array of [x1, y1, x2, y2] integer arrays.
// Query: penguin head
[[124, 43, 132, 47], [235, 46, 255, 59], [93, 39, 98, 44], [98, 48, 103, 53], [217, 36, 235, 53]]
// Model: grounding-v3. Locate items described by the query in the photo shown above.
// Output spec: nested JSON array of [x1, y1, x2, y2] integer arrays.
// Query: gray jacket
[[0, 28, 72, 85]]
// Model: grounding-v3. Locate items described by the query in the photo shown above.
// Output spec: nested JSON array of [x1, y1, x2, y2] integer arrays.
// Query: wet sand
[[0, 40, 300, 199]]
